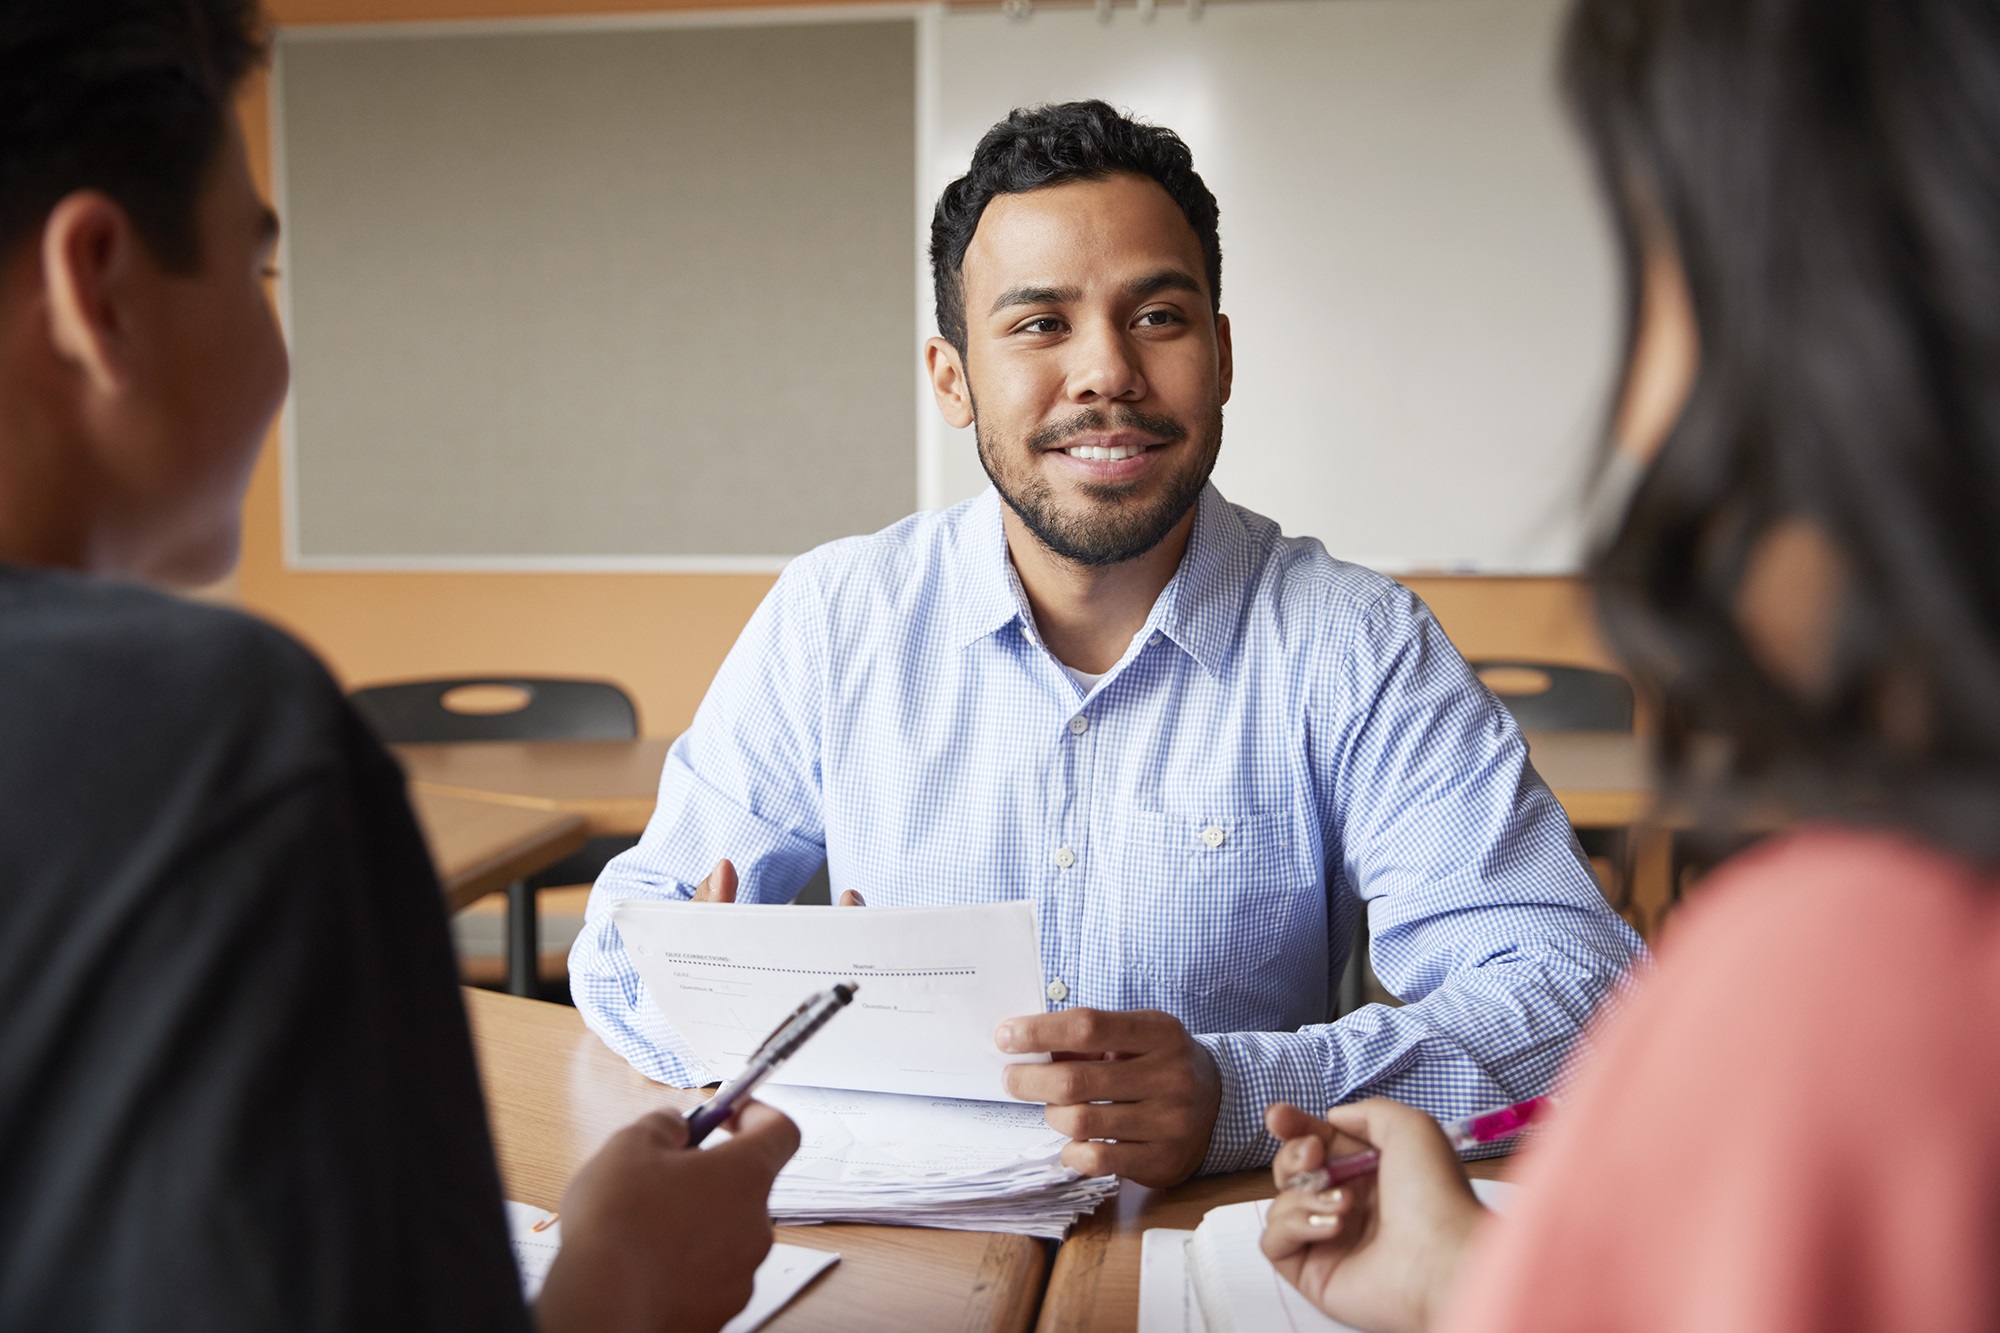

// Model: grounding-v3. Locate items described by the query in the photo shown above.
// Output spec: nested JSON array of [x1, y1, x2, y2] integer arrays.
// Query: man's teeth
[[1065, 443, 1145, 461]]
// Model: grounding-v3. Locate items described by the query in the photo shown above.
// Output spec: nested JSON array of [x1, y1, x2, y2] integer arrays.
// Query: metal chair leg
[[506, 879, 539, 998]]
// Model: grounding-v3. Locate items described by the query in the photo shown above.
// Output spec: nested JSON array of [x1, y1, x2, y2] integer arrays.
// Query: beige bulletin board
[[277, 13, 918, 569]]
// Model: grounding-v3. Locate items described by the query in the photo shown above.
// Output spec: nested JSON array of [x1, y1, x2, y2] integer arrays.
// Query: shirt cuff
[[1195, 1031, 1341, 1175]]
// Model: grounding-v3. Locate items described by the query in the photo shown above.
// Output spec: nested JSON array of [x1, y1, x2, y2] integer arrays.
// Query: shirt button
[[1068, 715, 1089, 735], [1200, 825, 1226, 849], [1046, 980, 1069, 1002], [1150, 633, 1162, 645], [1054, 846, 1076, 869]]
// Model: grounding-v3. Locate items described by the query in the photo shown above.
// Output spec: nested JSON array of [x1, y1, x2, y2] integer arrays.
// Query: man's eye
[[1136, 309, 1181, 327], [1019, 317, 1064, 335]]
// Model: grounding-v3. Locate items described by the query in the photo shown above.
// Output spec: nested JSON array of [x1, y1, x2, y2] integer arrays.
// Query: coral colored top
[[1441, 826, 2000, 1333]]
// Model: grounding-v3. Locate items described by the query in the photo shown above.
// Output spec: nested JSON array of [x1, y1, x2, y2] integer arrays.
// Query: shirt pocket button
[[1200, 825, 1227, 849]]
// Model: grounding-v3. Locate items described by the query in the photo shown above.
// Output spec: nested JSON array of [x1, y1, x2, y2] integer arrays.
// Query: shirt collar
[[947, 489, 1028, 651], [949, 483, 1252, 678], [1149, 484, 1249, 678]]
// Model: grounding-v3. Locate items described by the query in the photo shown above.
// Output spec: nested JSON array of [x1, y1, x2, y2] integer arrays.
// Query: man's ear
[[924, 336, 975, 431], [41, 190, 145, 397], [1215, 311, 1234, 408]]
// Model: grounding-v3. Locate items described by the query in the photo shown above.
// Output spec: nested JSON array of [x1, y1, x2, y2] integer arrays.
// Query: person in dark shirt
[[0, 3, 799, 1330]]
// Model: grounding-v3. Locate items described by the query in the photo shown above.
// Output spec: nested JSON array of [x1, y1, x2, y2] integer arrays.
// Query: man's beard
[[974, 403, 1224, 568]]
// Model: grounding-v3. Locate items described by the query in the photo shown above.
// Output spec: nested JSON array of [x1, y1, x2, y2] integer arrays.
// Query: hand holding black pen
[[535, 1089, 802, 1333]]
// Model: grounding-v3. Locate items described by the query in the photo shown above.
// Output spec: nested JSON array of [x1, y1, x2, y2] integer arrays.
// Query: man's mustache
[[1028, 407, 1189, 452]]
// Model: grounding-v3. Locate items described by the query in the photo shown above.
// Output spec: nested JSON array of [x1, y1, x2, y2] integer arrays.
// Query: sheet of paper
[[504, 1200, 562, 1303], [719, 1244, 840, 1333], [506, 1200, 838, 1331], [613, 898, 1049, 1101], [1139, 1228, 1209, 1333], [1185, 1179, 1518, 1333]]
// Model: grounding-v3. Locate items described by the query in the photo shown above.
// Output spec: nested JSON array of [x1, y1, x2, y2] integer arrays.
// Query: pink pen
[[1282, 1094, 1555, 1193]]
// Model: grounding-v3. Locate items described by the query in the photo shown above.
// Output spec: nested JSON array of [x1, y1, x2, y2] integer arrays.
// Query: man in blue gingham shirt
[[571, 102, 1643, 1184]]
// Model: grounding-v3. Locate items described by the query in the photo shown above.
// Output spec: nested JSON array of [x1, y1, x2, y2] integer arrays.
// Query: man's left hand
[[997, 1008, 1223, 1188]]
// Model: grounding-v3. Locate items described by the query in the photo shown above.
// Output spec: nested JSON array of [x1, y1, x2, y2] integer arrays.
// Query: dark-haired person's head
[[1565, 0, 2000, 860], [0, 0, 284, 588], [924, 101, 1231, 568]]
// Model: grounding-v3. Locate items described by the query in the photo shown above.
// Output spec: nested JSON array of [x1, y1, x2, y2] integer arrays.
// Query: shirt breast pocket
[[1113, 810, 1301, 1002]]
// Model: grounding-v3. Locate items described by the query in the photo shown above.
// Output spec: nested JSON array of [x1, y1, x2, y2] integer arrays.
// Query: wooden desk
[[464, 988, 1048, 1333], [412, 790, 590, 914], [1035, 1158, 1512, 1333], [397, 738, 674, 838]]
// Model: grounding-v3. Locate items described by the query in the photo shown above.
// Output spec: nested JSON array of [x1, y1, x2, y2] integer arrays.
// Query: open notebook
[[1140, 1179, 1518, 1333], [505, 1201, 838, 1332]]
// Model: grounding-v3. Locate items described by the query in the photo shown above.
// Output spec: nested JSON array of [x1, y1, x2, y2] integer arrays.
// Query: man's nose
[[1064, 320, 1146, 403]]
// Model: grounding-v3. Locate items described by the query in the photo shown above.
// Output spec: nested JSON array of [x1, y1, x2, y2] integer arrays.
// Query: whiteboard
[[925, 0, 1619, 572]]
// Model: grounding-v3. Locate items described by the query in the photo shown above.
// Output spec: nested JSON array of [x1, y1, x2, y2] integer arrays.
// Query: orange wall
[[235, 0, 1617, 738]]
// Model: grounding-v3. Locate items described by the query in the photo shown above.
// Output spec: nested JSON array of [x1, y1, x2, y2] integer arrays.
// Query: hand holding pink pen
[[1282, 1094, 1555, 1193]]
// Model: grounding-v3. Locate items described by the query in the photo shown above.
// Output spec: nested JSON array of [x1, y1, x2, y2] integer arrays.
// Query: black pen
[[684, 983, 858, 1145]]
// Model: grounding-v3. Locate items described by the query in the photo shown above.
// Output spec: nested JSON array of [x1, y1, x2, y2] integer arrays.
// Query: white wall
[[925, 0, 1619, 572]]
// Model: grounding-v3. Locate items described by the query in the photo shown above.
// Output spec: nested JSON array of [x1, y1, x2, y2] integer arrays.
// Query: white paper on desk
[[720, 1244, 840, 1333], [505, 1201, 562, 1303], [613, 899, 1049, 1101], [1184, 1179, 1518, 1333], [1139, 1229, 1209, 1333], [505, 1200, 839, 1331]]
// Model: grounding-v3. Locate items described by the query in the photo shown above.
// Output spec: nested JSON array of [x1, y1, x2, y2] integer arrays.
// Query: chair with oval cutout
[[1471, 662, 1635, 733], [350, 676, 638, 744], [350, 676, 640, 1000]]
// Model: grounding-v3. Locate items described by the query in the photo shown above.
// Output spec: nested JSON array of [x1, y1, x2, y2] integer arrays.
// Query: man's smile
[[1026, 412, 1187, 490]]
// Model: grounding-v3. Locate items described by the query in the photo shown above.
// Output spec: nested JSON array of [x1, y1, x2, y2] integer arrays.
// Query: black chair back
[[1471, 661, 1634, 733], [349, 676, 638, 744]]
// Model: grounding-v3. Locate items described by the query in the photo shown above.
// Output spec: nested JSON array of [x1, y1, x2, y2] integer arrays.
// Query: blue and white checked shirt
[[571, 485, 1644, 1172]]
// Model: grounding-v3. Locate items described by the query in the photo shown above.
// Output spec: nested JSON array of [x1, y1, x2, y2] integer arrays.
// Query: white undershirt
[[1060, 661, 1108, 693]]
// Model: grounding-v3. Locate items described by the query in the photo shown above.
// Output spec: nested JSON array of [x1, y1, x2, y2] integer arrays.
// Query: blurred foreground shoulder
[[0, 566, 367, 796], [1438, 825, 2000, 1333]]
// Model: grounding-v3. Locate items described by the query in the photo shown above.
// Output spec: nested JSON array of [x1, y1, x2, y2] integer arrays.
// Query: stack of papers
[[614, 898, 1117, 1238], [754, 1084, 1120, 1239], [505, 1200, 839, 1331], [1139, 1178, 1518, 1333]]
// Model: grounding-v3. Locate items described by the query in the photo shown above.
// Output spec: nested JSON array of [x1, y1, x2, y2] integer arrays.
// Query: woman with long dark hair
[[1257, 1, 2000, 1328]]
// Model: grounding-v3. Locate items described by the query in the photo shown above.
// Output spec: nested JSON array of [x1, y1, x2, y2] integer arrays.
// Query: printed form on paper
[[613, 898, 1050, 1102]]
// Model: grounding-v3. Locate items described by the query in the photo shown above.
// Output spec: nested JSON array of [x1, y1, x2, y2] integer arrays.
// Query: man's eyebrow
[[1128, 268, 1203, 300], [988, 283, 1082, 316]]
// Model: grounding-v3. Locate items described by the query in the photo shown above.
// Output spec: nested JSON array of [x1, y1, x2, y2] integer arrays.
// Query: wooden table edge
[[436, 811, 590, 913], [411, 779, 655, 839]]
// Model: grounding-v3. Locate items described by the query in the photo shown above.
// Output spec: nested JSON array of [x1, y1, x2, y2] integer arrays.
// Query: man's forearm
[[1194, 951, 1616, 1173]]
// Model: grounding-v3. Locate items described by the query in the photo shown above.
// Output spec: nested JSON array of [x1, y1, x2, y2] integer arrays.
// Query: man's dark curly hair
[[929, 100, 1222, 354]]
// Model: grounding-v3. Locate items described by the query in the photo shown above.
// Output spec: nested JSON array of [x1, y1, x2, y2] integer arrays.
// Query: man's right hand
[[534, 1102, 801, 1333], [694, 858, 864, 906]]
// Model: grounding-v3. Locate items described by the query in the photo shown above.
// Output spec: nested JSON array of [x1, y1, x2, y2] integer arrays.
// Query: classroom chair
[[349, 676, 637, 743], [350, 675, 641, 1001], [1470, 661, 1635, 732]]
